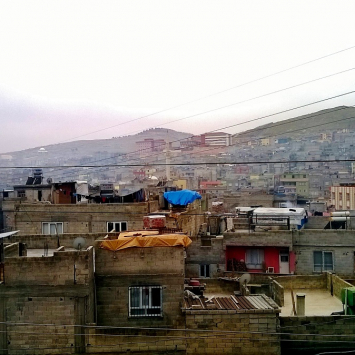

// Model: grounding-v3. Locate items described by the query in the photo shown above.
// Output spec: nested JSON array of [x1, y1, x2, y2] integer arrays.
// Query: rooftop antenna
[[239, 273, 251, 286], [73, 237, 86, 251]]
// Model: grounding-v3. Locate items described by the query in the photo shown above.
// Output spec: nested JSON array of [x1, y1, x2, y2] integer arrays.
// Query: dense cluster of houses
[[1, 176, 355, 355]]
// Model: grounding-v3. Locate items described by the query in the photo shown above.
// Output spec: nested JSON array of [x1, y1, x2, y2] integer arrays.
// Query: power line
[[2, 320, 355, 338], [2, 158, 355, 169], [43, 70, 355, 180], [56, 44, 355, 144]]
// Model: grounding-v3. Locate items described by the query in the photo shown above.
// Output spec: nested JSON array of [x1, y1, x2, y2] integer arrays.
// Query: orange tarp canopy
[[100, 234, 192, 251]]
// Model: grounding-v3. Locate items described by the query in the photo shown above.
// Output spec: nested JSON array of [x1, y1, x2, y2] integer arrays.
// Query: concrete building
[[201, 132, 231, 146], [279, 173, 309, 197], [330, 183, 355, 210]]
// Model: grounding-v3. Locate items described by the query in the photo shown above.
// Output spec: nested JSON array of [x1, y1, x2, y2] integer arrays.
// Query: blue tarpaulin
[[163, 190, 202, 206]]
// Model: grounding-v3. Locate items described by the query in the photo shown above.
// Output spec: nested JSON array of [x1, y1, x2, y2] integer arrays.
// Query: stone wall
[[185, 310, 280, 355], [280, 316, 355, 355]]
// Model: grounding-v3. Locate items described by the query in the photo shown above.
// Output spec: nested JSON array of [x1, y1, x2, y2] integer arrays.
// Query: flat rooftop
[[281, 289, 343, 316], [26, 248, 77, 257]]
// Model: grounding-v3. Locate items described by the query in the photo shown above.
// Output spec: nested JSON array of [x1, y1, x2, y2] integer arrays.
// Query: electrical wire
[[2, 158, 355, 169], [49, 68, 355, 169], [2, 320, 355, 338], [55, 44, 355, 144], [34, 69, 355, 183], [42, 92, 355, 181]]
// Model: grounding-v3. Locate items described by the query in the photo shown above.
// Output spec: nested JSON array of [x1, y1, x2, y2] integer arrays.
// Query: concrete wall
[[304, 216, 329, 229], [326, 272, 353, 300], [2, 200, 159, 235], [185, 310, 280, 355], [85, 327, 186, 354], [5, 247, 94, 286], [280, 316, 355, 355], [3, 232, 112, 249], [95, 244, 185, 328], [186, 236, 225, 278], [271, 279, 284, 306], [273, 274, 327, 290], [186, 231, 293, 279], [293, 230, 355, 277], [3, 243, 20, 258], [0, 248, 94, 354]]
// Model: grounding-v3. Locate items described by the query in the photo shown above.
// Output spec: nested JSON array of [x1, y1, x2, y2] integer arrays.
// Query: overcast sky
[[1, 1, 355, 153]]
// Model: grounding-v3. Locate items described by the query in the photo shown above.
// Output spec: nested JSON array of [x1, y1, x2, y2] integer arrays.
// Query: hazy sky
[[1, 1, 355, 153]]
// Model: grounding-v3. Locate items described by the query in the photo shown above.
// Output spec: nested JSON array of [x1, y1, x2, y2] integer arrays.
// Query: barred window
[[129, 286, 162, 317]]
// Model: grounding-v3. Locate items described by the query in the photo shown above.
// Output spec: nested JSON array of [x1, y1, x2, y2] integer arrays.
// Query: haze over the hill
[[1, 1, 355, 153]]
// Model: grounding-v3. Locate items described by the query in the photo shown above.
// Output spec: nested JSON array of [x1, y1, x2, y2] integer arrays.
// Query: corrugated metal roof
[[184, 294, 279, 311]]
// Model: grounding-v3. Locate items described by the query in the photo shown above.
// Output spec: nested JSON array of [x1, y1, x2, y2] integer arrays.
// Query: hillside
[[5, 128, 191, 163], [234, 106, 355, 139]]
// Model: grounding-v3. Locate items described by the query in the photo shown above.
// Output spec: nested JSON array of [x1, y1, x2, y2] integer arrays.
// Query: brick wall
[[185, 310, 280, 355], [280, 316, 355, 355]]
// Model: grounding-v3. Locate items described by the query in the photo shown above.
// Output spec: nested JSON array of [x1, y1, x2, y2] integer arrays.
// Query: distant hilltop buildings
[[137, 132, 232, 153]]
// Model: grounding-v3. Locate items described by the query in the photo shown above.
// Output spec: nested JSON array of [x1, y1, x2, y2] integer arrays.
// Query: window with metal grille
[[313, 251, 333, 272], [107, 221, 127, 232], [129, 286, 162, 317], [42, 222, 63, 235]]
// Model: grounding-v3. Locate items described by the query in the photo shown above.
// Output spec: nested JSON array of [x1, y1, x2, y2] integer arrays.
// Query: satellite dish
[[47, 177, 53, 184], [239, 273, 251, 285], [73, 237, 86, 250]]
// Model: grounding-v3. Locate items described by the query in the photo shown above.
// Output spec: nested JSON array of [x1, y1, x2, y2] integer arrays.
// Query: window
[[17, 190, 26, 198], [42, 222, 63, 235], [107, 221, 127, 232], [246, 249, 264, 269], [200, 264, 210, 278], [314, 251, 333, 272], [129, 286, 162, 317]]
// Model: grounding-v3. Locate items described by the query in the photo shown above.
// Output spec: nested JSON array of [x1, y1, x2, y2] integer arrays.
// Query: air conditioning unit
[[267, 267, 275, 273]]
